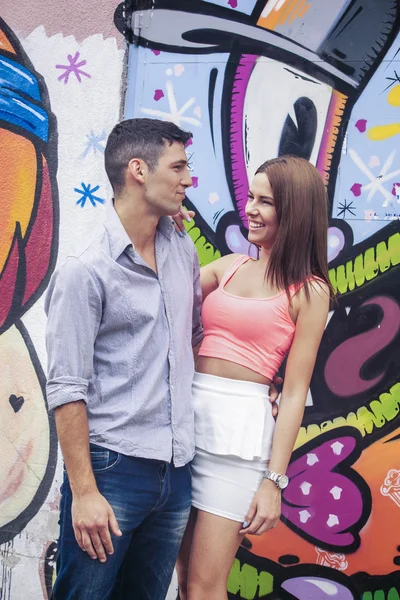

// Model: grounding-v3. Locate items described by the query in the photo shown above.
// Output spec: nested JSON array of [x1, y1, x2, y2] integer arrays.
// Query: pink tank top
[[198, 255, 301, 380]]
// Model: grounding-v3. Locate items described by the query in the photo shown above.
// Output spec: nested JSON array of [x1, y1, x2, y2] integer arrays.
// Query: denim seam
[[92, 452, 122, 473]]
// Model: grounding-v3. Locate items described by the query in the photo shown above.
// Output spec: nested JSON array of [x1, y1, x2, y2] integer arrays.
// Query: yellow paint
[[367, 123, 400, 141], [0, 129, 37, 273], [388, 84, 400, 106]]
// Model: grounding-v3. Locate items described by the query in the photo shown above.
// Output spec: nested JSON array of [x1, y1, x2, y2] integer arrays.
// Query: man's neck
[[114, 195, 159, 255]]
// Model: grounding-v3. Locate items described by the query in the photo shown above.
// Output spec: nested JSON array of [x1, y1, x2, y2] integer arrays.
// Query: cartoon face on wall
[[0, 18, 58, 543], [126, 0, 399, 255], [125, 1, 400, 597]]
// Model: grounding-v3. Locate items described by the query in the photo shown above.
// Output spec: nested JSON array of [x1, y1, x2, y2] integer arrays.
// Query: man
[[45, 118, 202, 599]]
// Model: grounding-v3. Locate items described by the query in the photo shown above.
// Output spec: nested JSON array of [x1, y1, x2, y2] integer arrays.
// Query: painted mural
[[0, 12, 58, 551], [124, 0, 400, 598], [0, 6, 124, 598]]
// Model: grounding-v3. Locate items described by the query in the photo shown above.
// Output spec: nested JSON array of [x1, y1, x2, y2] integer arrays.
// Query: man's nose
[[182, 169, 193, 188]]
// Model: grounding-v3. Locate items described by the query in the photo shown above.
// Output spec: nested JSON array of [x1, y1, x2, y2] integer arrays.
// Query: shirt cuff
[[46, 376, 89, 411]]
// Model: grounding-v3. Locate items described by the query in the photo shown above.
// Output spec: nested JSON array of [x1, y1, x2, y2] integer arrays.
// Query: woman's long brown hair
[[255, 155, 334, 301]]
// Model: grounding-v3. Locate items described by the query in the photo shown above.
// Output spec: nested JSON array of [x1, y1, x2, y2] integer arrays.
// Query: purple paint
[[283, 435, 364, 548], [392, 182, 400, 195], [153, 89, 164, 101], [350, 183, 362, 196], [324, 296, 400, 397], [192, 177, 199, 188], [228, 0, 238, 7], [225, 224, 258, 256], [328, 227, 345, 262], [151, 49, 161, 56], [355, 119, 367, 133], [56, 51, 91, 84], [185, 138, 193, 148], [229, 54, 258, 228], [282, 577, 355, 600]]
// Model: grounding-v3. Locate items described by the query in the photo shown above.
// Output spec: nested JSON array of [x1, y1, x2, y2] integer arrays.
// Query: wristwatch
[[263, 470, 289, 490]]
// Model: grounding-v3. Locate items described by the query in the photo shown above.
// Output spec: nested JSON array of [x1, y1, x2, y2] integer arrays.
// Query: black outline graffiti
[[0, 18, 59, 543]]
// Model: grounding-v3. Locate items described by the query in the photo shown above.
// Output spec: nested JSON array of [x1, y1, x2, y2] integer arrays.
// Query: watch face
[[278, 475, 289, 489]]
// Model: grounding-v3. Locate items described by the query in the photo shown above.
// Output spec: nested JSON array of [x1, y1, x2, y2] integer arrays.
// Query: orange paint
[[0, 29, 15, 54], [257, 0, 310, 31], [317, 90, 347, 185], [0, 129, 37, 273]]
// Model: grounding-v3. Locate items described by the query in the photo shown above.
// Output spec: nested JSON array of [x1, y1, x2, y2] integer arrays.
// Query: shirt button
[[129, 247, 134, 255], [171, 384, 175, 391]]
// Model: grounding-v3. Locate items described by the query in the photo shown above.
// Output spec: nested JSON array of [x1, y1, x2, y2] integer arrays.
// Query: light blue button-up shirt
[[45, 206, 203, 467]]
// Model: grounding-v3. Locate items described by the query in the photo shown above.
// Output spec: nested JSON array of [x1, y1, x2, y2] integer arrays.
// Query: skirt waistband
[[192, 371, 274, 461], [193, 371, 270, 398]]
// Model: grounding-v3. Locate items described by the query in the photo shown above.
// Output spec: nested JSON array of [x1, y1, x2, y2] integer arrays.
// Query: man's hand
[[172, 207, 195, 236], [72, 490, 122, 562], [269, 375, 283, 417]]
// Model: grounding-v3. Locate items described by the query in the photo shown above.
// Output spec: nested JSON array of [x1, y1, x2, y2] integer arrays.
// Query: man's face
[[144, 141, 192, 216]]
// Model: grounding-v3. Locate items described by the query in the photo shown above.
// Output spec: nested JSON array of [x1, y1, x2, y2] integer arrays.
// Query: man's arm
[[45, 258, 121, 562]]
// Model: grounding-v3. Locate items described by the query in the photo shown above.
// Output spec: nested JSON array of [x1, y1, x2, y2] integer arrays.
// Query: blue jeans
[[52, 444, 191, 600]]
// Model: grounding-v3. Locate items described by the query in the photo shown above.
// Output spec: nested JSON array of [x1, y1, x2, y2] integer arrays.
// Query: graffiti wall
[[125, 0, 400, 598], [2, 0, 400, 598], [0, 2, 124, 597]]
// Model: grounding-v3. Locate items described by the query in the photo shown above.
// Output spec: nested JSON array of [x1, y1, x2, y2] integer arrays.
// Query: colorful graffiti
[[1, 8, 125, 597], [124, 0, 400, 597], [0, 17, 58, 545]]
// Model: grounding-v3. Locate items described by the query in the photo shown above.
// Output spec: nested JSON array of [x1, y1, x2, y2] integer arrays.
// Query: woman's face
[[246, 172, 279, 250]]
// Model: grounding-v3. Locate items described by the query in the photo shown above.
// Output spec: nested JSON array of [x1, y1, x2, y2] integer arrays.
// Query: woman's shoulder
[[208, 252, 246, 274]]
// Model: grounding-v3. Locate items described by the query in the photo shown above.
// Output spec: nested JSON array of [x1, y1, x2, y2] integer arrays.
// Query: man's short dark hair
[[104, 118, 193, 192]]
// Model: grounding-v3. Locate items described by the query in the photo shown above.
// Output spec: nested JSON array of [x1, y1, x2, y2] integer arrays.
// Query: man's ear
[[127, 158, 147, 183]]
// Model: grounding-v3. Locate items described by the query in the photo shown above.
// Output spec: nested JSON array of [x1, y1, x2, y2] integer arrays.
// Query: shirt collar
[[104, 205, 134, 260], [104, 205, 174, 261]]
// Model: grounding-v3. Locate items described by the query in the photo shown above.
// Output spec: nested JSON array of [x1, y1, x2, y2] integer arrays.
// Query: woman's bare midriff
[[196, 356, 273, 386]]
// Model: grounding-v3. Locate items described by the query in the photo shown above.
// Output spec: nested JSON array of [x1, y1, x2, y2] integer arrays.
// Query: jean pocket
[[90, 447, 121, 473]]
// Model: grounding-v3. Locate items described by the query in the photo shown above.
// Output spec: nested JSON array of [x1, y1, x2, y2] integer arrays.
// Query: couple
[[45, 118, 331, 600]]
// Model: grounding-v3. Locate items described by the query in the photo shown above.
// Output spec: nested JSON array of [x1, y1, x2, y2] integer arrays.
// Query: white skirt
[[191, 448, 268, 522], [191, 372, 273, 521], [192, 372, 274, 460]]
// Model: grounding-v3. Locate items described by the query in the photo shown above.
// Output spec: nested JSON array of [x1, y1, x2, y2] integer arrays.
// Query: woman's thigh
[[188, 509, 243, 593]]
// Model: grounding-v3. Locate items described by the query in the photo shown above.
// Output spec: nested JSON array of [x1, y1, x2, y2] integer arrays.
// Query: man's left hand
[[172, 207, 195, 236], [269, 376, 282, 417]]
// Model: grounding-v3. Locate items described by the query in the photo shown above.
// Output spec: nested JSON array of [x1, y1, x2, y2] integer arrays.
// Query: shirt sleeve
[[44, 256, 102, 411], [191, 249, 204, 347]]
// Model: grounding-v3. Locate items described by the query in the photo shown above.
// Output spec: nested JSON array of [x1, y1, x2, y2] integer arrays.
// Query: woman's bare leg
[[176, 508, 198, 600], [187, 509, 244, 600]]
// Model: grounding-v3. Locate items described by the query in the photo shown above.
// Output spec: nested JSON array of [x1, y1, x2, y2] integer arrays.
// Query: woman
[[178, 155, 332, 600]]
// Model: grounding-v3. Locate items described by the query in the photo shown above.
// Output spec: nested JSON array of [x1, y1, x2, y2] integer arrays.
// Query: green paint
[[185, 220, 221, 267], [258, 571, 273, 597], [296, 381, 400, 447], [387, 588, 400, 600], [228, 559, 241, 595], [227, 559, 273, 599], [363, 593, 373, 600], [329, 232, 400, 294], [374, 590, 386, 600]]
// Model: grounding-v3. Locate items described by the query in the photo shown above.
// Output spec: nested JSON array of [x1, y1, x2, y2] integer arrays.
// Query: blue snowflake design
[[81, 130, 106, 158], [74, 183, 105, 208]]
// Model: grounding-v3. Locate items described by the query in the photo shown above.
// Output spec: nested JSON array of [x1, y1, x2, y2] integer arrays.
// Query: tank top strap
[[220, 255, 251, 288], [289, 275, 326, 298]]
